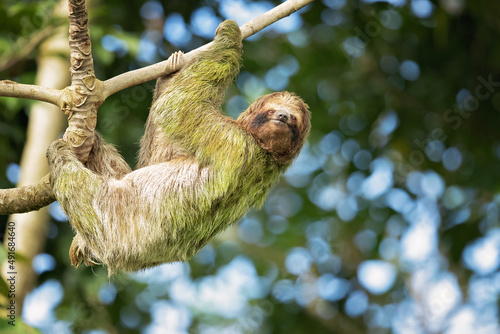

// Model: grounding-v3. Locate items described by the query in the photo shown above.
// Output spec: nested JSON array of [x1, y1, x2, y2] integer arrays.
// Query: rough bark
[[64, 0, 99, 163]]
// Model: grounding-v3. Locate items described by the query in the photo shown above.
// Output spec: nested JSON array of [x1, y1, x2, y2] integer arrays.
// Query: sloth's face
[[239, 92, 310, 164], [250, 103, 300, 154]]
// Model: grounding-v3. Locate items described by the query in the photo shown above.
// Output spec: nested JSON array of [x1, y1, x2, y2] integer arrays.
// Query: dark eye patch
[[250, 112, 268, 129]]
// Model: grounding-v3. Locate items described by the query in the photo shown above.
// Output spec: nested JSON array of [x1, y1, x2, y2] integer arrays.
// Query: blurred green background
[[1, 0, 500, 333]]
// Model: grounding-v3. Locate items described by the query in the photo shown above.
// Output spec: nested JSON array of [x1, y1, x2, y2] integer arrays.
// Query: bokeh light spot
[[358, 260, 397, 295]]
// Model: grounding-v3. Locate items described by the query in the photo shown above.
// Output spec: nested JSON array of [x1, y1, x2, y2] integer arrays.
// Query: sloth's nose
[[277, 110, 289, 122]]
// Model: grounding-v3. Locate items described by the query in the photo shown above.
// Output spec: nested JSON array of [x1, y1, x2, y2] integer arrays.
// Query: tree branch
[[0, 175, 55, 215], [240, 0, 313, 39], [0, 80, 62, 107], [102, 0, 314, 99]]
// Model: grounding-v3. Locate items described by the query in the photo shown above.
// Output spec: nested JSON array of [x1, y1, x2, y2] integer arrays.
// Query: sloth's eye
[[267, 109, 275, 116]]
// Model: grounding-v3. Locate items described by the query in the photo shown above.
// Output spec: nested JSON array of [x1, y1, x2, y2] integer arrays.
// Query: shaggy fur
[[47, 20, 311, 274]]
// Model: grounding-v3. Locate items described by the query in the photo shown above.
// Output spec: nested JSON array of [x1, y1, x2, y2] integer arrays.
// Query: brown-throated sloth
[[47, 20, 310, 274]]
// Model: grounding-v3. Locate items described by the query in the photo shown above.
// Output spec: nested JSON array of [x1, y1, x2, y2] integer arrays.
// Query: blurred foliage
[[1, 0, 500, 333]]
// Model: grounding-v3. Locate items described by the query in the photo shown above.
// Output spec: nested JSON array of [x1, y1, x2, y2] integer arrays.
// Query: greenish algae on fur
[[48, 20, 293, 274]]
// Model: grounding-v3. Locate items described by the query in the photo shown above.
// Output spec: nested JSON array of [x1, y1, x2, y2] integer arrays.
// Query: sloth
[[47, 20, 311, 274]]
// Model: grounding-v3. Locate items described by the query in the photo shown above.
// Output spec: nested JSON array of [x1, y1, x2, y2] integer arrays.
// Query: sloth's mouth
[[272, 119, 289, 127]]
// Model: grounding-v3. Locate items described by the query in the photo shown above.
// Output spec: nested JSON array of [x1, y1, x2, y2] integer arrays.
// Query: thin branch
[[239, 0, 313, 39], [102, 0, 314, 99], [0, 80, 62, 107], [102, 59, 186, 100]]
